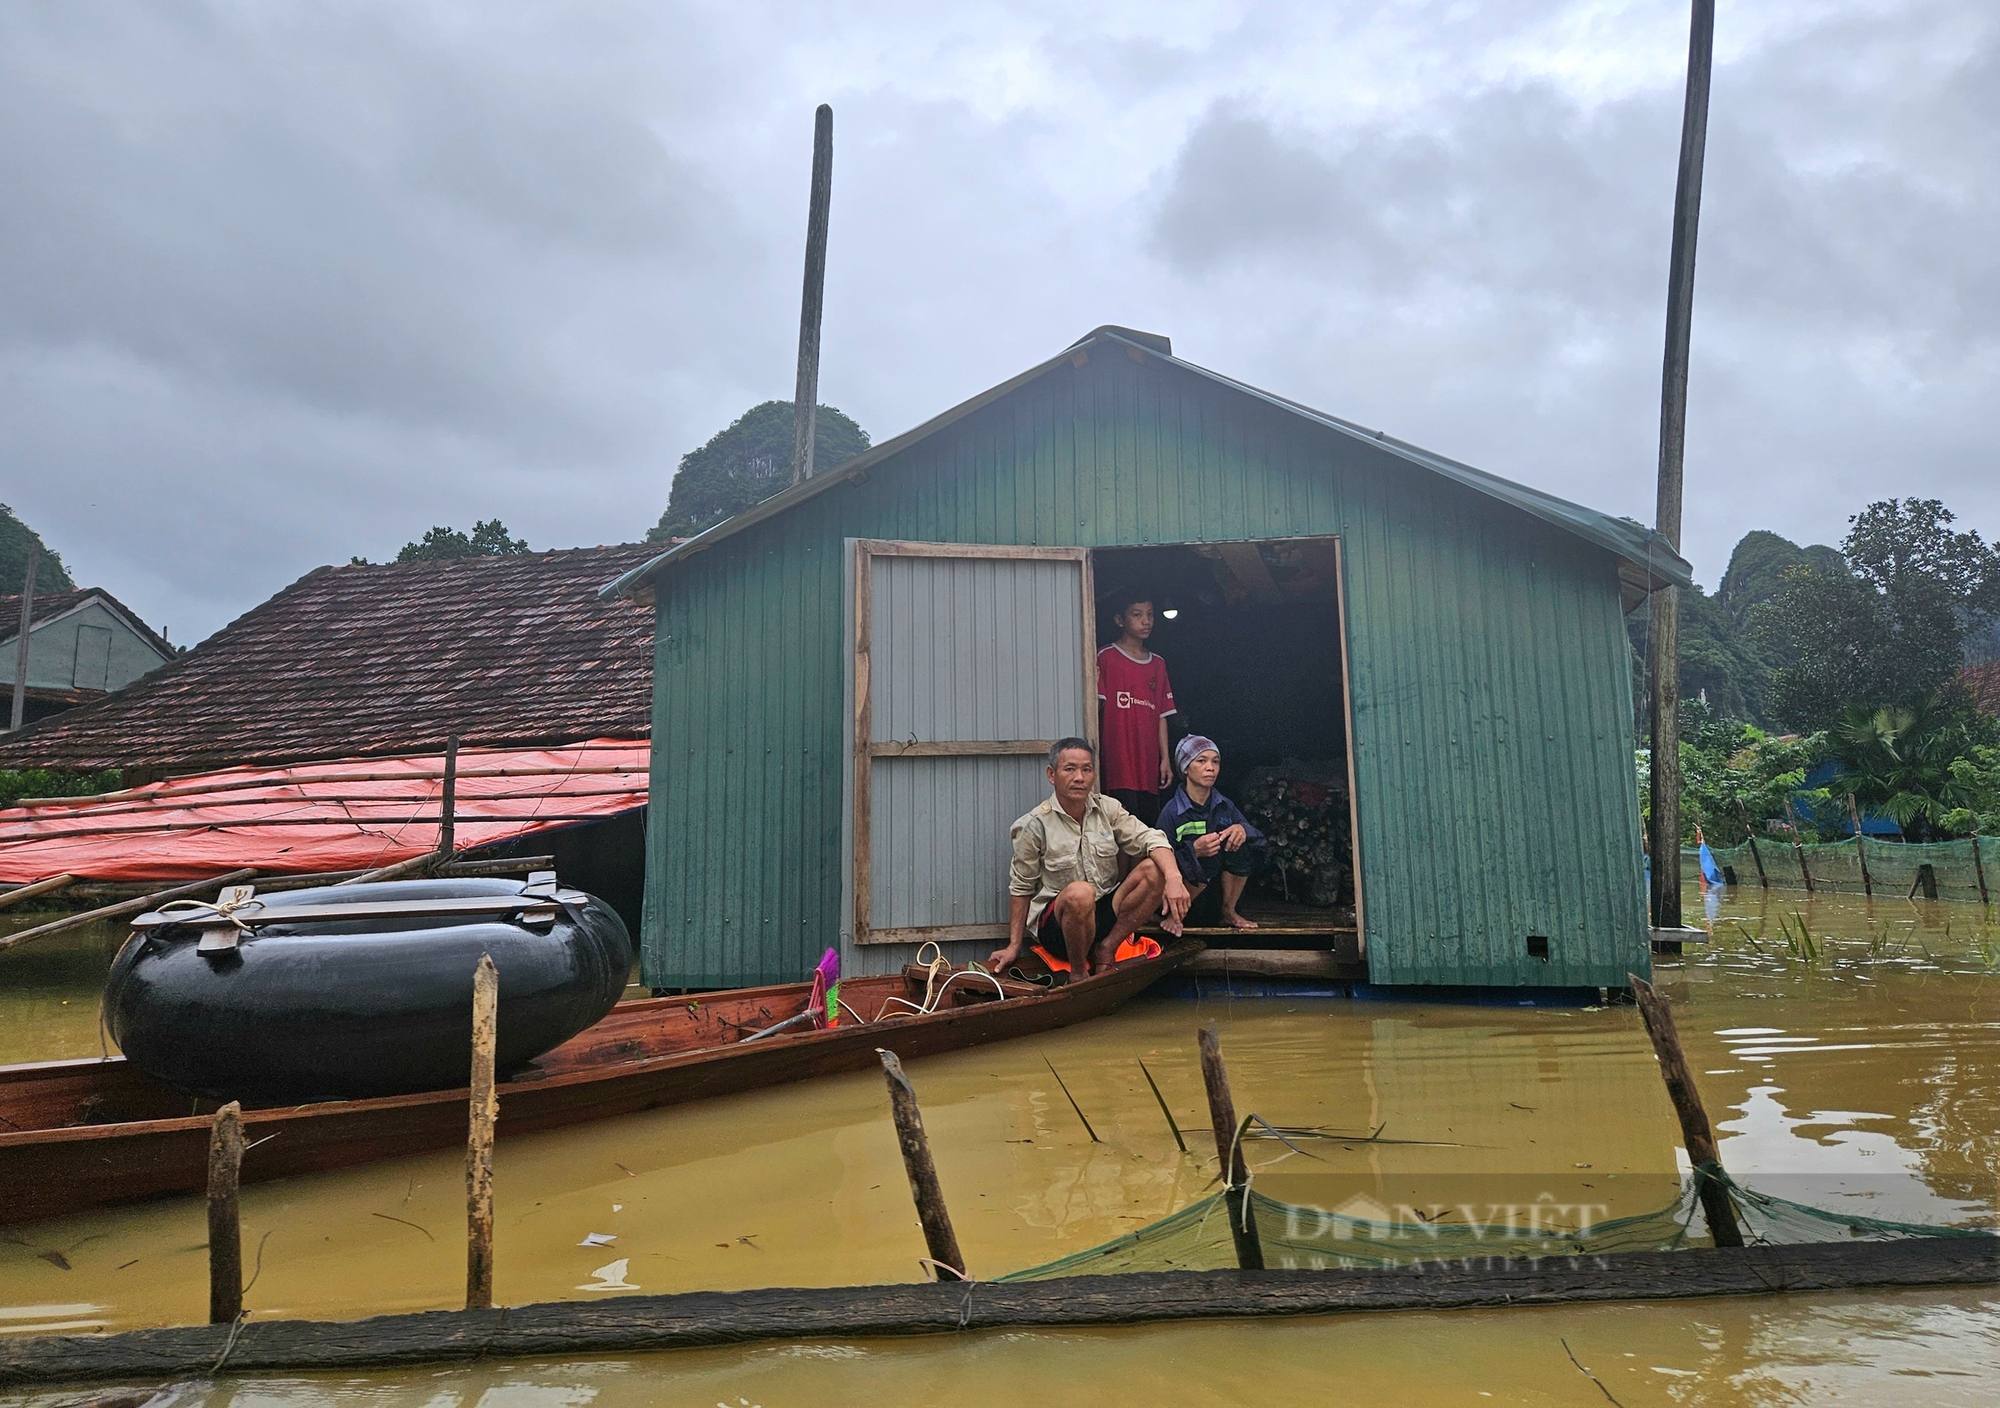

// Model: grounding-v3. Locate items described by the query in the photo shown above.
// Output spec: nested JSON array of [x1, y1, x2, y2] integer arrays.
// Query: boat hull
[[0, 943, 1194, 1227], [104, 878, 634, 1103]]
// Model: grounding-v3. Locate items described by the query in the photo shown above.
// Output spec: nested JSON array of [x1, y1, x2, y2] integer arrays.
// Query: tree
[[1, 503, 77, 595], [1757, 499, 1999, 733], [392, 520, 531, 564], [1826, 694, 1994, 842], [649, 401, 869, 542]]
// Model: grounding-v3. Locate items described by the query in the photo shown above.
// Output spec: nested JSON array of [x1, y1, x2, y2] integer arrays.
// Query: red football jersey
[[1096, 644, 1177, 792]]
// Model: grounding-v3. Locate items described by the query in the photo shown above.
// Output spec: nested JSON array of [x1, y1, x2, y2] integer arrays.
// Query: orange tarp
[[0, 741, 648, 884]]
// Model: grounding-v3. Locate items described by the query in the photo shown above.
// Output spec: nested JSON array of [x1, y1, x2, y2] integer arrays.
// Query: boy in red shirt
[[1096, 590, 1176, 825]]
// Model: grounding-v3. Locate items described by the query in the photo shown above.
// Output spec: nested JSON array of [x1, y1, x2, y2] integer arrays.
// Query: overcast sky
[[3, 0, 1994, 644]]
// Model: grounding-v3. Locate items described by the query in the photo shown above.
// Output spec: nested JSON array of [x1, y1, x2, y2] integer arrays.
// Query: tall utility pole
[[1648, 0, 1716, 931], [9, 545, 38, 732], [791, 104, 835, 488]]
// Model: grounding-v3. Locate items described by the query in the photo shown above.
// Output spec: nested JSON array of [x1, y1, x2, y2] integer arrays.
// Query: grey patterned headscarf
[[1174, 735, 1219, 774]]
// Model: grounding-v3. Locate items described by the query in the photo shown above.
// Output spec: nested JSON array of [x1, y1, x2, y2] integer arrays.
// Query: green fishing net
[[1694, 839, 1993, 902], [997, 1166, 1992, 1281]]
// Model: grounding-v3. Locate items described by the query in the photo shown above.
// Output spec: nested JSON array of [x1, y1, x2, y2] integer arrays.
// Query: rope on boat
[[872, 943, 1009, 1021]]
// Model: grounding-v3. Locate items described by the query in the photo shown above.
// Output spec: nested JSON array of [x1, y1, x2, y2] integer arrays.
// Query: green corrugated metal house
[[603, 326, 1691, 991]]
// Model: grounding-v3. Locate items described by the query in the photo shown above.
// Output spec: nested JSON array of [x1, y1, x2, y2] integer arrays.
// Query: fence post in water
[[438, 733, 461, 860], [466, 954, 498, 1310], [1972, 829, 1991, 907], [877, 1048, 968, 1281], [1846, 795, 1872, 896], [1627, 976, 1743, 1248], [1783, 799, 1814, 894], [207, 1101, 244, 1324], [1734, 801, 1769, 890], [1197, 1027, 1265, 1271]]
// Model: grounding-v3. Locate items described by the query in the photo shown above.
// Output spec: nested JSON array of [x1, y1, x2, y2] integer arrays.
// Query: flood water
[[3, 887, 1997, 1405]]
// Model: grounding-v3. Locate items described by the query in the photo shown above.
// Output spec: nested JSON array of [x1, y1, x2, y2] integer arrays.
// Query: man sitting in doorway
[[1096, 589, 1177, 826], [991, 737, 1191, 979], [1157, 735, 1268, 931]]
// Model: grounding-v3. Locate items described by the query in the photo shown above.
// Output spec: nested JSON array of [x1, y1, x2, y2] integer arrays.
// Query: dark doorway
[[1092, 539, 1358, 948]]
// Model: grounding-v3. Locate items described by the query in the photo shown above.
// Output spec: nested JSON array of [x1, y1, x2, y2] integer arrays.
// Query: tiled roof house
[[0, 545, 659, 778]]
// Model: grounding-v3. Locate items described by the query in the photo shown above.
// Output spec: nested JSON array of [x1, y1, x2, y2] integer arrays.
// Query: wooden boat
[[0, 941, 1197, 1227]]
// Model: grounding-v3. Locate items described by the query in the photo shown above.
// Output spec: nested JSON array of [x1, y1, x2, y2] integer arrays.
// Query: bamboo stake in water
[[208, 1101, 245, 1324], [1846, 794, 1872, 896], [466, 954, 498, 1310], [1196, 1027, 1264, 1271], [1971, 828, 1990, 907], [1783, 799, 1814, 894], [1734, 800, 1768, 890], [878, 1048, 967, 1281], [1628, 976, 1743, 1248]]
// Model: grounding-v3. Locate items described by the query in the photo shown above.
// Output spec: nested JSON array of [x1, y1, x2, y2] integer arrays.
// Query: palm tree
[[1828, 697, 1982, 841]]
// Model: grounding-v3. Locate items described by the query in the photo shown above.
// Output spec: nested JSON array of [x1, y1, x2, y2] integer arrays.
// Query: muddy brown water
[[2, 888, 1996, 1405]]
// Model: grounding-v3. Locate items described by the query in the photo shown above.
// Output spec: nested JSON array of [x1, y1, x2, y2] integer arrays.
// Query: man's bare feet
[[1160, 912, 1184, 937], [1221, 910, 1258, 930]]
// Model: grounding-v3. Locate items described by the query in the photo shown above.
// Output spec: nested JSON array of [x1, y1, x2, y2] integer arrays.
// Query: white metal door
[[848, 540, 1094, 949]]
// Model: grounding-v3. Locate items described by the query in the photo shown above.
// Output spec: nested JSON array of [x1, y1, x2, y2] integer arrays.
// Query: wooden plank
[[854, 540, 1089, 562], [860, 923, 1011, 947], [1331, 535, 1366, 960], [9, 1238, 1992, 1387], [1079, 549, 1098, 755], [1183, 950, 1366, 980], [133, 893, 571, 931], [852, 543, 875, 945], [868, 740, 1054, 758]]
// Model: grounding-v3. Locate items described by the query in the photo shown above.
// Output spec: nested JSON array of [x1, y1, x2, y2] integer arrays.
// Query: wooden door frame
[[849, 540, 1096, 947]]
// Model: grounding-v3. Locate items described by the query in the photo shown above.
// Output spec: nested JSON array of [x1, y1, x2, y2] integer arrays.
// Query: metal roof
[[602, 327, 1693, 600]]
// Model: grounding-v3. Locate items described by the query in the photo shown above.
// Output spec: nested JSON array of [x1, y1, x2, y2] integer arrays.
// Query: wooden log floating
[[466, 954, 499, 1311], [1197, 1027, 1265, 1271], [878, 1048, 967, 1281], [207, 1102, 245, 1325], [5, 1239, 1995, 1389], [1629, 975, 1743, 1248]]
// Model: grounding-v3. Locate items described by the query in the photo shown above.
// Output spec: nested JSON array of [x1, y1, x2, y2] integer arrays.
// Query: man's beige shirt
[[1009, 792, 1170, 927]]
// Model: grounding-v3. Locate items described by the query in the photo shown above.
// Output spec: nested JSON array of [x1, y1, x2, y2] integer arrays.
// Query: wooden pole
[[437, 734, 461, 859], [1846, 794, 1872, 896], [790, 103, 834, 488], [466, 954, 498, 1310], [207, 1101, 245, 1324], [9, 545, 38, 733], [0, 867, 259, 956], [877, 1048, 967, 1281], [1628, 976, 1742, 1248], [1783, 799, 1814, 894], [1972, 829, 1990, 907], [1734, 801, 1768, 890], [1196, 1027, 1265, 1271], [0, 873, 75, 911], [1645, 0, 1716, 934], [336, 852, 439, 889]]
